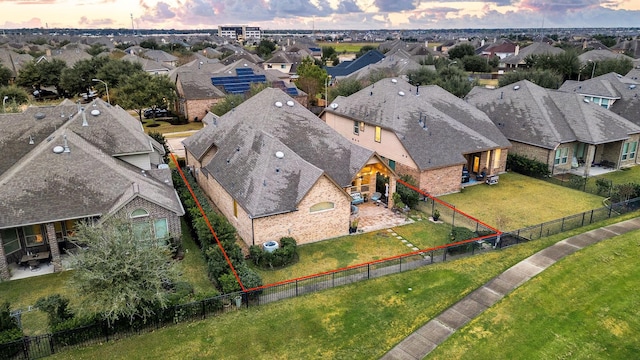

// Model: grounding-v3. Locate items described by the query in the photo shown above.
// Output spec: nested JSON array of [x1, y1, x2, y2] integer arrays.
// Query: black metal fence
[[3, 196, 639, 359], [547, 172, 616, 196]]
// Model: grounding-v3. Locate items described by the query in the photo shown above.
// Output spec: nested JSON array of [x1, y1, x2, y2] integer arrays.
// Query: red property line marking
[[170, 153, 246, 292]]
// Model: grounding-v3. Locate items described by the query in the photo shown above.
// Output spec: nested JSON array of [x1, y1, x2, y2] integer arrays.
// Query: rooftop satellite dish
[[391, 79, 398, 83], [513, 85, 520, 91], [275, 151, 284, 159], [330, 103, 338, 109], [286, 100, 294, 107], [275, 101, 283, 108], [53, 145, 64, 154], [90, 109, 100, 116]]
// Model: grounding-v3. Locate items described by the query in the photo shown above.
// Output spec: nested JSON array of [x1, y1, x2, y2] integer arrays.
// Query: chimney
[[81, 107, 88, 126], [514, 45, 520, 56]]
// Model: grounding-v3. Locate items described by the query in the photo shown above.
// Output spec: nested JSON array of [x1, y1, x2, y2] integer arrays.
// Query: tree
[[321, 46, 338, 65], [436, 65, 476, 98], [498, 69, 563, 89], [95, 58, 144, 89], [0, 86, 30, 112], [356, 45, 377, 58], [256, 39, 277, 59], [0, 65, 11, 86], [59, 57, 110, 97], [140, 39, 159, 49], [448, 43, 476, 60], [328, 78, 362, 102], [407, 66, 438, 86], [86, 44, 107, 57], [210, 94, 245, 116], [68, 220, 179, 325], [34, 295, 74, 329], [116, 73, 176, 120], [461, 55, 491, 73], [16, 58, 67, 95], [590, 58, 634, 78], [295, 57, 327, 106]]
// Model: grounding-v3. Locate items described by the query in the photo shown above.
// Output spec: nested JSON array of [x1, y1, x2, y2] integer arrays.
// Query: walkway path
[[381, 217, 640, 360]]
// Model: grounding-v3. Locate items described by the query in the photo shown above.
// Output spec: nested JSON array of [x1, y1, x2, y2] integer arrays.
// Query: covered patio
[[350, 201, 414, 234]]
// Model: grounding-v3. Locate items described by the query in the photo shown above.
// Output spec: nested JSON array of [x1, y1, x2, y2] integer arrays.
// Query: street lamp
[[325, 75, 331, 107], [590, 60, 597, 79], [92, 78, 110, 105], [2, 96, 8, 113]]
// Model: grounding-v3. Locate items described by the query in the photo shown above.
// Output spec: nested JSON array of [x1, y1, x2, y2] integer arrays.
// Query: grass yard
[[596, 165, 640, 184], [428, 229, 640, 360], [440, 172, 605, 231], [254, 218, 454, 285], [49, 212, 640, 360], [142, 119, 203, 135], [175, 218, 217, 297]]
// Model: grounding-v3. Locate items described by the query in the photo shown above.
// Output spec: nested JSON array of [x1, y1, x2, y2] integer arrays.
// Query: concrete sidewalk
[[381, 217, 640, 360]]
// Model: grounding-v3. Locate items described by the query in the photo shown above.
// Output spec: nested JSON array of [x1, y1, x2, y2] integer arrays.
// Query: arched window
[[310, 202, 335, 213], [130, 208, 149, 218]]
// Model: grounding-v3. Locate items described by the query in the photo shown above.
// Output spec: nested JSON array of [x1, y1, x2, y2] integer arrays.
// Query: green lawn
[[175, 218, 218, 298], [597, 165, 640, 184], [142, 119, 203, 135], [254, 218, 454, 285], [440, 172, 605, 231], [49, 212, 640, 360], [428, 229, 640, 360]]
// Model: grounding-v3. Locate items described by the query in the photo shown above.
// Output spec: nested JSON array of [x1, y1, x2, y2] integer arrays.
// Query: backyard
[[48, 214, 640, 360]]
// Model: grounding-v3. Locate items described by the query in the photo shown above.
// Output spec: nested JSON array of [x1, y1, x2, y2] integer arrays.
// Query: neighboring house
[[326, 50, 385, 80], [467, 80, 640, 177], [121, 53, 173, 75], [612, 39, 640, 59], [0, 48, 32, 82], [501, 42, 565, 69], [141, 49, 179, 68], [344, 49, 424, 82], [321, 78, 511, 196], [558, 72, 640, 126], [480, 40, 518, 60], [579, 49, 635, 64], [0, 99, 184, 280], [182, 88, 396, 246]]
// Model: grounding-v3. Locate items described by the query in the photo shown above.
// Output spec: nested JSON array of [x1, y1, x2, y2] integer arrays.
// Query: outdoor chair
[[350, 192, 365, 205]]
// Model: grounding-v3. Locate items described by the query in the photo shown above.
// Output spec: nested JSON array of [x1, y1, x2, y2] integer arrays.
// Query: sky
[[1, 0, 640, 31]]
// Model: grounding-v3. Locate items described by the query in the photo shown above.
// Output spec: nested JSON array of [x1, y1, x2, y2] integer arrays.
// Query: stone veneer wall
[[185, 99, 221, 122]]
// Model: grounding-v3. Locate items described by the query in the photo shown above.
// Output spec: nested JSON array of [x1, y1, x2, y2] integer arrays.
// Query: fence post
[[49, 333, 55, 356], [590, 209, 594, 224], [332, 272, 335, 287], [561, 217, 565, 232], [202, 299, 206, 319], [367, 264, 370, 279], [581, 212, 585, 227], [22, 336, 30, 360], [295, 280, 299, 297], [399, 257, 402, 272], [539, 223, 543, 239]]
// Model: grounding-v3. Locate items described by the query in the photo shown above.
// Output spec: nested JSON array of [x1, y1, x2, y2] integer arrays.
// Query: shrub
[[34, 294, 74, 329], [249, 237, 297, 269], [595, 178, 612, 196], [396, 175, 420, 209], [0, 301, 22, 358], [447, 227, 480, 255], [507, 153, 550, 178], [568, 176, 586, 190]]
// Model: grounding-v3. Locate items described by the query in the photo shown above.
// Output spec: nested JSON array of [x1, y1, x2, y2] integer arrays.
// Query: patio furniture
[[351, 204, 359, 215], [486, 175, 499, 185], [371, 192, 382, 202], [28, 260, 40, 271], [350, 192, 365, 205]]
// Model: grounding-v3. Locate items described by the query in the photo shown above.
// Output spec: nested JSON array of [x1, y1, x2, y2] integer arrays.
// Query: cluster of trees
[[447, 43, 499, 73], [406, 62, 477, 98]]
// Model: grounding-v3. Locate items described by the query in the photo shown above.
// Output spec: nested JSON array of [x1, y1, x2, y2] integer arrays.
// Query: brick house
[[467, 80, 640, 176], [182, 88, 396, 247], [0, 99, 184, 280], [321, 78, 511, 196]]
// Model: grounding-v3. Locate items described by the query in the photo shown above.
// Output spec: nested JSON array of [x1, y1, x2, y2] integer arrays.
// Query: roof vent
[[330, 103, 338, 109], [53, 145, 64, 154], [630, 85, 637, 90], [513, 85, 520, 91], [90, 109, 100, 116], [583, 98, 590, 103], [391, 79, 398, 84], [243, 63, 248, 67], [286, 100, 294, 107], [275, 151, 285, 159], [275, 101, 283, 108], [158, 164, 169, 169], [34, 112, 46, 120], [398, 91, 405, 96]]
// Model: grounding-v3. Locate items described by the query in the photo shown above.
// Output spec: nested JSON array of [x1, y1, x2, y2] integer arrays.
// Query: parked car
[[144, 108, 169, 118]]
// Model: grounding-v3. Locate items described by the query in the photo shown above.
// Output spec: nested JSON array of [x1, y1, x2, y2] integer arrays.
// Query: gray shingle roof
[[558, 72, 640, 126], [183, 88, 373, 218], [324, 78, 511, 170], [501, 42, 565, 65], [467, 80, 640, 149], [0, 102, 183, 229]]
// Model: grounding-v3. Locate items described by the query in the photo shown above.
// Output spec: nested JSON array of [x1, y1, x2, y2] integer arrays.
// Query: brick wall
[[185, 99, 221, 123], [510, 141, 552, 165], [114, 197, 182, 245]]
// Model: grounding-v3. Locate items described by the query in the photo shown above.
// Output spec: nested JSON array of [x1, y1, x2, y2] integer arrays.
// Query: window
[[493, 149, 501, 169], [131, 208, 149, 218], [132, 221, 152, 242], [622, 141, 637, 160], [388, 159, 396, 171], [233, 200, 238, 218], [359, 122, 365, 132], [375, 126, 381, 143], [280, 64, 286, 69], [353, 120, 359, 135], [154, 219, 169, 245], [600, 98, 609, 109], [554, 148, 568, 165], [23, 225, 44, 247], [1, 228, 20, 255], [310, 202, 335, 213]]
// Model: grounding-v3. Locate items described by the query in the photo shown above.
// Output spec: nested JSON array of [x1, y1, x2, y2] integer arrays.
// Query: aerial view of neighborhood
[[1, 1, 639, 359]]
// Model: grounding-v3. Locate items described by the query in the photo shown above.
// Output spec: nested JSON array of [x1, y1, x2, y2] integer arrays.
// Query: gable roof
[[121, 54, 173, 73], [0, 100, 183, 229], [501, 42, 565, 65], [466, 80, 640, 149], [183, 88, 374, 217], [579, 49, 635, 64], [345, 49, 423, 81], [558, 72, 640, 126], [324, 78, 511, 171]]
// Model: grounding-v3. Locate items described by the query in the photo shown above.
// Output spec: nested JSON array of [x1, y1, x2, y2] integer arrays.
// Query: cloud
[[374, 0, 416, 12], [78, 16, 116, 27], [518, 0, 602, 14], [336, 0, 363, 13]]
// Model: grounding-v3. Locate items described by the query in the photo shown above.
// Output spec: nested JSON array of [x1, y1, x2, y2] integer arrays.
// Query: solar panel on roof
[[236, 68, 255, 75]]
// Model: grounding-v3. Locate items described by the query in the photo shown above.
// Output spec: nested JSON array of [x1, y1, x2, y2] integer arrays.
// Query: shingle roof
[[326, 50, 385, 78], [345, 49, 423, 81], [466, 80, 640, 149], [579, 50, 635, 64], [501, 42, 565, 65], [558, 72, 640, 126], [0, 101, 183, 229], [183, 88, 373, 217], [324, 78, 511, 171]]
